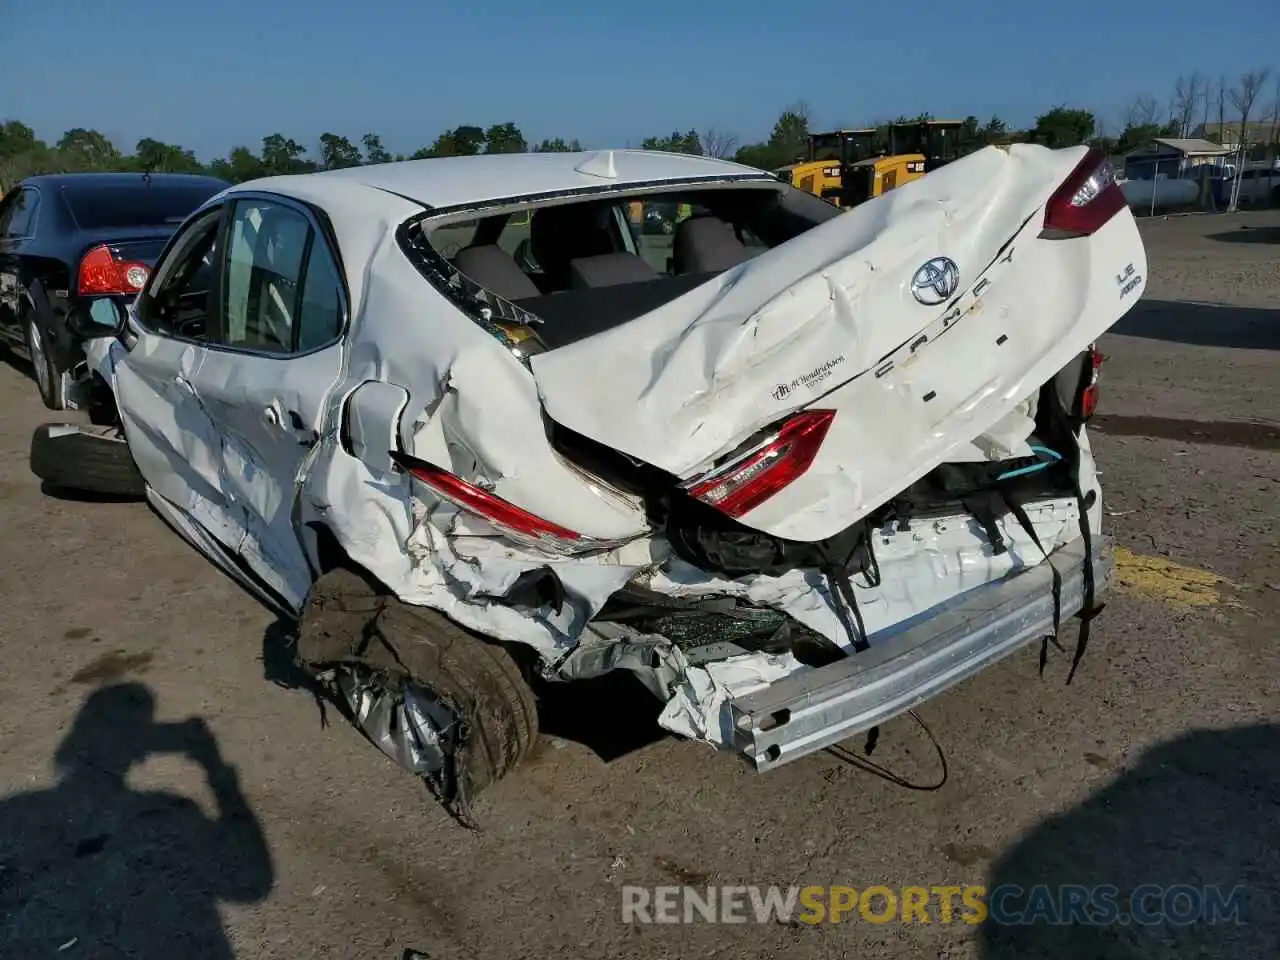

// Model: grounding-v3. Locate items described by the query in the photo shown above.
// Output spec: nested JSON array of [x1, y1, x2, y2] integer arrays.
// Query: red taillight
[[392, 453, 588, 554], [1042, 148, 1127, 238], [1080, 344, 1104, 419], [78, 244, 150, 296], [683, 409, 835, 518]]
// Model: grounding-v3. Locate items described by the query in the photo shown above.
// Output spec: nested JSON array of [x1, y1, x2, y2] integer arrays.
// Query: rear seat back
[[673, 215, 754, 275], [568, 252, 659, 289], [454, 244, 540, 301]]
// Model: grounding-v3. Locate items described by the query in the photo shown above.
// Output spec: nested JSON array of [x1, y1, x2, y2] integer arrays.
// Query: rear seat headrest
[[453, 244, 540, 301], [568, 252, 659, 290], [673, 215, 754, 275]]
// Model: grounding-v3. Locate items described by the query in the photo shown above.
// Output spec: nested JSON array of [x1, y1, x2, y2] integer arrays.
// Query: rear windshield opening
[[405, 183, 840, 351], [61, 183, 223, 230]]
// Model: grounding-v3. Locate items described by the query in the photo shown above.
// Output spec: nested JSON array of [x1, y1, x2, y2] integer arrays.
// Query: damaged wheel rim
[[337, 666, 464, 800]]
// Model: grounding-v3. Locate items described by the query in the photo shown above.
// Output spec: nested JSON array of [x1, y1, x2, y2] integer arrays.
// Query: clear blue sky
[[3, 0, 1277, 160]]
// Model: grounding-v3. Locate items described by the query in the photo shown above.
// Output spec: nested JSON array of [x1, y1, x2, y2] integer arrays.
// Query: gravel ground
[[0, 211, 1276, 960]]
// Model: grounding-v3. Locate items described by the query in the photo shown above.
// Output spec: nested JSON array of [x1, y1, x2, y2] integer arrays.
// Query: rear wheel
[[297, 567, 539, 813], [29, 422, 147, 498], [24, 313, 67, 411]]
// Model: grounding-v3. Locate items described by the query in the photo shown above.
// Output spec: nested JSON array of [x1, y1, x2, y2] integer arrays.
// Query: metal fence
[[1122, 153, 1280, 218]]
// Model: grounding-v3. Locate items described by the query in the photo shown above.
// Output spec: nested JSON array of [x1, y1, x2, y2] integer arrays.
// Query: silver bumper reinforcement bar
[[730, 535, 1115, 771]]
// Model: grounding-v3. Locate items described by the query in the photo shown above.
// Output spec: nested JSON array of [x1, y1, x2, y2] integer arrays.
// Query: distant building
[[1123, 138, 1230, 180], [1192, 121, 1277, 149]]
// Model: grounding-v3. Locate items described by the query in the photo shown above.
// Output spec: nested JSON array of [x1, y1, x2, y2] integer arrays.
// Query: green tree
[[641, 130, 703, 155], [483, 122, 527, 154], [208, 145, 267, 183], [532, 137, 581, 152], [0, 120, 42, 159], [260, 134, 311, 175], [452, 126, 485, 155], [0, 121, 53, 191], [319, 133, 362, 169], [423, 125, 485, 157], [132, 137, 203, 174], [1032, 106, 1096, 148], [734, 104, 812, 171], [57, 128, 121, 171], [1115, 118, 1184, 155], [1115, 123, 1161, 154], [361, 133, 392, 164], [732, 144, 769, 169], [765, 105, 810, 165], [980, 115, 1009, 144]]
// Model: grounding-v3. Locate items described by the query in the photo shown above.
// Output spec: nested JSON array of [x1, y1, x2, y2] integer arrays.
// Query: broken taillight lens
[[1042, 148, 1127, 238], [1079, 344, 1104, 419], [682, 409, 835, 519], [392, 452, 588, 554]]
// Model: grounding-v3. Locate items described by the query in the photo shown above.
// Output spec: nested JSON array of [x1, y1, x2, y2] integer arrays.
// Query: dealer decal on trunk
[[771, 355, 847, 402]]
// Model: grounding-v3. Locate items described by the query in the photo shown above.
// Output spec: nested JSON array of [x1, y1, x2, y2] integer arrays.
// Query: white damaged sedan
[[32, 145, 1146, 814]]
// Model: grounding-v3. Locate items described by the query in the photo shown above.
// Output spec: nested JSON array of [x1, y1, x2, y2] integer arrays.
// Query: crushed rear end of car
[[334, 143, 1145, 780]]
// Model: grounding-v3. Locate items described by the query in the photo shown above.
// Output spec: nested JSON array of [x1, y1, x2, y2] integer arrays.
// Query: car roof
[[21, 172, 230, 191], [230, 150, 774, 211]]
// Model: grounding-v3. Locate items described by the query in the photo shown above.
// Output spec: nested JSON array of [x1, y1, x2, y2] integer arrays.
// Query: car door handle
[[287, 410, 319, 448], [264, 402, 317, 447]]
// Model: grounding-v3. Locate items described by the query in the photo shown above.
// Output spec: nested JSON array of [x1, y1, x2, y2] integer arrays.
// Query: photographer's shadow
[[979, 723, 1280, 959], [0, 682, 274, 959]]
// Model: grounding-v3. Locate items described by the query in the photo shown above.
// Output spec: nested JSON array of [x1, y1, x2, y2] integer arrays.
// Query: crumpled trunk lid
[[530, 144, 1146, 542]]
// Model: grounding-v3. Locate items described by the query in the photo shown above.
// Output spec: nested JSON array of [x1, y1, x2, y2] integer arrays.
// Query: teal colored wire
[[995, 445, 1063, 482]]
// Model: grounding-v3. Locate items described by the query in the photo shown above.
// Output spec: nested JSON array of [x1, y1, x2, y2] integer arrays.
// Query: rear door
[[0, 187, 40, 339], [187, 194, 347, 608]]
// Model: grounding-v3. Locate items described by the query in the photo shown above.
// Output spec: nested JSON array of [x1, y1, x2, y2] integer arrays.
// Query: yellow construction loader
[[779, 120, 966, 209], [774, 129, 880, 206]]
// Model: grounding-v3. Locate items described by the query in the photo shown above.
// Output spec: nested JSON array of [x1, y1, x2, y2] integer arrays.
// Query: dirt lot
[[0, 211, 1276, 960]]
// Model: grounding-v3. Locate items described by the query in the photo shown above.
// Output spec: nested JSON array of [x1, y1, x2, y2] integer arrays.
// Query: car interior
[[419, 184, 842, 351]]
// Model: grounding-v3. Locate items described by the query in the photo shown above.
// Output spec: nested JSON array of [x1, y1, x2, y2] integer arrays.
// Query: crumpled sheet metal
[[529, 145, 1090, 480], [312, 410, 1091, 748], [650, 495, 1084, 745], [528, 145, 1145, 548], [310, 447, 650, 662], [304, 303, 1098, 750], [94, 165, 1116, 762], [339, 670, 459, 785]]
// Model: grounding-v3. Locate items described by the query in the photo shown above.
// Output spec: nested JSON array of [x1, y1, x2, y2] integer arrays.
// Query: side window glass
[[431, 213, 531, 260], [497, 210, 531, 255], [0, 195, 16, 236], [431, 218, 478, 259], [295, 242, 343, 352], [142, 209, 224, 340], [2, 189, 37, 238], [222, 200, 310, 353]]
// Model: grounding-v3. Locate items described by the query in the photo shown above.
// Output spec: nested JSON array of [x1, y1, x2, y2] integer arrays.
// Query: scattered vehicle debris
[[30, 144, 1146, 811]]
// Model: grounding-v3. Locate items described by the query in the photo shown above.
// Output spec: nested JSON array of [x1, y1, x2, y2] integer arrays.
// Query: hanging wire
[[825, 709, 949, 792]]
